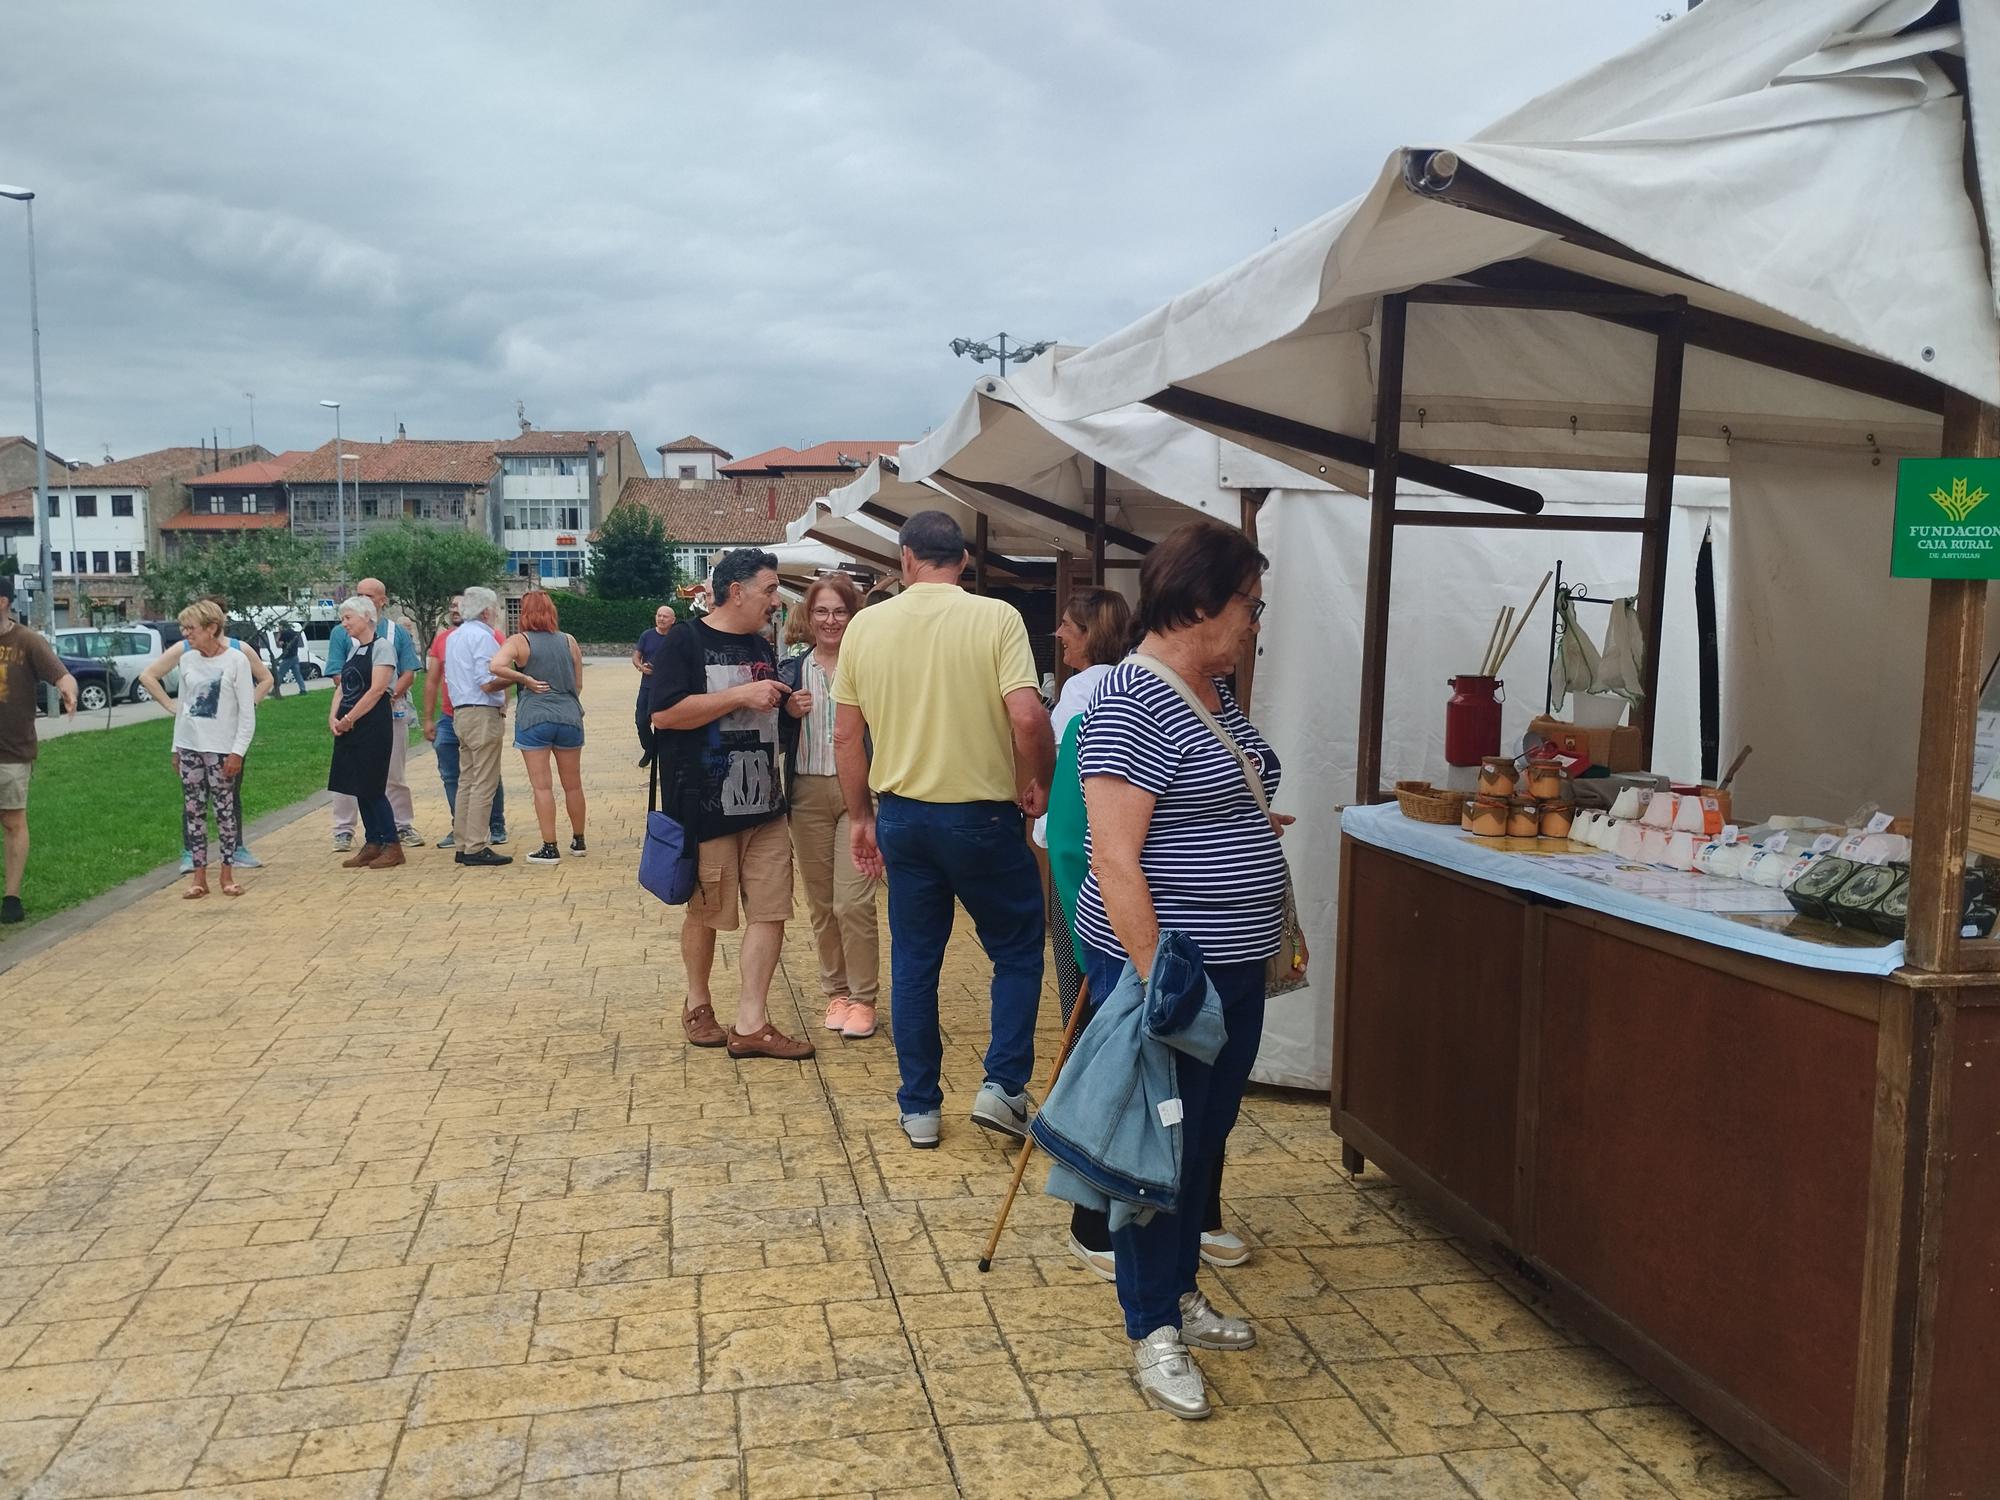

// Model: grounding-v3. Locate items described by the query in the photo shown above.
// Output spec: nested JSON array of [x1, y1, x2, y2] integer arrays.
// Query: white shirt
[[443, 619, 504, 710], [174, 645, 257, 757], [1033, 663, 1113, 847]]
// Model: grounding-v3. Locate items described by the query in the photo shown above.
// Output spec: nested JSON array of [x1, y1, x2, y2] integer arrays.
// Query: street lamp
[[340, 454, 361, 547], [318, 399, 344, 564], [0, 185, 53, 629], [949, 333, 1055, 377]]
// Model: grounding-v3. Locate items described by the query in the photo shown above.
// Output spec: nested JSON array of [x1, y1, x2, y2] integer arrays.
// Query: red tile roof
[[59, 445, 266, 489], [658, 435, 733, 457], [157, 511, 292, 532], [0, 486, 37, 522], [188, 452, 309, 488], [610, 475, 834, 545], [286, 439, 498, 487], [495, 430, 627, 456], [721, 440, 906, 475]]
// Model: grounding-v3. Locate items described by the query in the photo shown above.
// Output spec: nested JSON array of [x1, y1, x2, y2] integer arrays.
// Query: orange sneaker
[[840, 1002, 877, 1039], [823, 997, 854, 1031]]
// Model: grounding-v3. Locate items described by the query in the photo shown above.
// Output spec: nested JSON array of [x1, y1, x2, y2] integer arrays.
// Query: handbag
[[1127, 655, 1309, 995], [639, 754, 699, 906]]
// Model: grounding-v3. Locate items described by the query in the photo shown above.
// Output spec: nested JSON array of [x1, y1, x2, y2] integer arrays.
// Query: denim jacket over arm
[[1028, 931, 1226, 1230]]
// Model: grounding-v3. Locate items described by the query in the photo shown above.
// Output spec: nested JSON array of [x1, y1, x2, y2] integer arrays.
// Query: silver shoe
[[1133, 1325, 1209, 1418], [1178, 1289, 1256, 1351], [969, 1082, 1031, 1140]]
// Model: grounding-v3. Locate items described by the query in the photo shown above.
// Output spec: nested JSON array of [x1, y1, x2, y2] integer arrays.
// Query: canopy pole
[[1905, 395, 1997, 972], [1053, 549, 1074, 694], [973, 512, 990, 596], [1238, 489, 1267, 713], [1355, 293, 1408, 805], [1635, 306, 1686, 767], [1091, 462, 1108, 585]]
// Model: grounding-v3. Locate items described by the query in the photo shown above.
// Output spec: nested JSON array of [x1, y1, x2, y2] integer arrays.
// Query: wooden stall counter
[[1332, 806, 2000, 1500]]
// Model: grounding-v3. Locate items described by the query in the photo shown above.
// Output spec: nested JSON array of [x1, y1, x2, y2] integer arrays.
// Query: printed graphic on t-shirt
[[188, 678, 221, 719], [701, 660, 781, 819], [0, 643, 23, 705]]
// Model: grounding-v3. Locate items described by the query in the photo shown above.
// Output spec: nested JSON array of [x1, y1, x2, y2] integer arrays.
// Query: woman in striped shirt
[[1075, 517, 1291, 1419], [780, 572, 881, 1039]]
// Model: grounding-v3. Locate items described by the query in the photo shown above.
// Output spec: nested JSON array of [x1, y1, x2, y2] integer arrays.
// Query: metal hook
[[1568, 415, 1578, 438], [1416, 406, 1426, 429], [1720, 424, 1732, 448]]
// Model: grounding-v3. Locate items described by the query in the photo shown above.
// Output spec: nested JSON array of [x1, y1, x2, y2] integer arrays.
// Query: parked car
[[56, 653, 121, 713], [53, 625, 177, 703]]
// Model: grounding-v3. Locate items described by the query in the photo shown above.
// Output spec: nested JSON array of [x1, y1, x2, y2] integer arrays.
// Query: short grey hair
[[337, 594, 378, 624], [460, 586, 500, 622]]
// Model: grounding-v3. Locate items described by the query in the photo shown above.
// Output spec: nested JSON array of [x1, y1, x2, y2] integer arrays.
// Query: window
[[241, 495, 257, 514], [678, 465, 698, 479], [75, 494, 97, 518], [506, 549, 583, 579], [557, 505, 582, 531], [208, 495, 226, 514], [114, 551, 132, 574], [91, 550, 110, 574], [45, 495, 57, 517], [111, 494, 133, 517], [48, 551, 61, 574]]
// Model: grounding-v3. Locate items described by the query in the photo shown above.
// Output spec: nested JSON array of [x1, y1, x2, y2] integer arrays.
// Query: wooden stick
[[1476, 608, 1507, 679], [977, 976, 1093, 1273], [1482, 607, 1513, 677], [1491, 570, 1555, 677]]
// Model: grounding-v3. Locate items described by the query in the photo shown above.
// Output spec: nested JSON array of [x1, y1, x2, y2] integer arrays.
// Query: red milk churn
[[1444, 675, 1504, 766]]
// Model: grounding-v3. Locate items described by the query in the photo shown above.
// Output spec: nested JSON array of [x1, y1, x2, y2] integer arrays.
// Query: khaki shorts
[[0, 762, 30, 812], [686, 818, 794, 931]]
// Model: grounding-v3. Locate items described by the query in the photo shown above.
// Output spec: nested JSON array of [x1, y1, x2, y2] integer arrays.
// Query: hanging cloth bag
[[639, 753, 699, 906]]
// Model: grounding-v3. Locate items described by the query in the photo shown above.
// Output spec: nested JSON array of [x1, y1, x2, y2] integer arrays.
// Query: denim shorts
[[514, 720, 584, 750]]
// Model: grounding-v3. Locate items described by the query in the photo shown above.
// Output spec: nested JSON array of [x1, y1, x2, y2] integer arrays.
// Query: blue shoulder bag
[[640, 731, 699, 905]]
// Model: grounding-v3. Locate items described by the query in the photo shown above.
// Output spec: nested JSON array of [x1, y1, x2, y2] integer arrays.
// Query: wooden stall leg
[[1341, 1143, 1367, 1177], [1355, 293, 1408, 804], [1635, 305, 1686, 768]]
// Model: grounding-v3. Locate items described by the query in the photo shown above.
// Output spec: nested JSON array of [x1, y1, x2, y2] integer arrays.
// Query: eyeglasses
[[1234, 590, 1267, 623], [810, 607, 850, 621]]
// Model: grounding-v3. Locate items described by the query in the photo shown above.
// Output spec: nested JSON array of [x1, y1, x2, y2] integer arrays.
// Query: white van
[[53, 625, 177, 703]]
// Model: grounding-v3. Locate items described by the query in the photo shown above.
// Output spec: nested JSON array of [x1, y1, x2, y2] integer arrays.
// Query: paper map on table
[[1466, 841, 1796, 913]]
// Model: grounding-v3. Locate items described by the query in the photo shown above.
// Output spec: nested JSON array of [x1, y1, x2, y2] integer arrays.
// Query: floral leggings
[[176, 751, 241, 867]]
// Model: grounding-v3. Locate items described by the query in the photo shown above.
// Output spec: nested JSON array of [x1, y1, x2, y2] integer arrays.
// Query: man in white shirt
[[445, 586, 511, 867]]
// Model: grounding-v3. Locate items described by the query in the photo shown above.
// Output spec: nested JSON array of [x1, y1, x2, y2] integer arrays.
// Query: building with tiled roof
[[161, 452, 310, 555], [281, 438, 500, 561], [656, 435, 732, 482], [491, 430, 646, 588], [0, 436, 65, 498], [720, 439, 907, 477], [608, 474, 836, 582]]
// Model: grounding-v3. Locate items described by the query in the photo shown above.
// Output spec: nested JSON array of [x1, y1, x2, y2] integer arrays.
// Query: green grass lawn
[[15, 683, 422, 931]]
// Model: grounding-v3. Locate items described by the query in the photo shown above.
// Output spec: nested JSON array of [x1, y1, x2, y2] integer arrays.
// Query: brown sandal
[[726, 1023, 815, 1061], [681, 1002, 727, 1048]]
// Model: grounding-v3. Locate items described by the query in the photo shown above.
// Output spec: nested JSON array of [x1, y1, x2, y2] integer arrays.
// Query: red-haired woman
[[488, 590, 587, 865]]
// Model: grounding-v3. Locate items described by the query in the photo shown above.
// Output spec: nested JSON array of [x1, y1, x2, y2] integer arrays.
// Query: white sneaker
[[332, 831, 353, 853], [901, 1111, 940, 1150], [969, 1082, 1031, 1141], [1067, 1234, 1115, 1282], [1133, 1326, 1209, 1418], [1199, 1230, 1252, 1268], [1178, 1289, 1256, 1351], [397, 825, 426, 847]]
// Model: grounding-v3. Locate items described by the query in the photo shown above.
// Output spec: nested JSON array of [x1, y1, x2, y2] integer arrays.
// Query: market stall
[[999, 3, 2000, 1496]]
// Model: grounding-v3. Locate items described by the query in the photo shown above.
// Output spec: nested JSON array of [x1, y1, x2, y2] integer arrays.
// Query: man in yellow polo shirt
[[834, 511, 1056, 1150]]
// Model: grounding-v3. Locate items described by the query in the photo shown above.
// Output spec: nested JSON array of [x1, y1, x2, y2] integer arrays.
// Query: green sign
[[1894, 458, 2000, 578]]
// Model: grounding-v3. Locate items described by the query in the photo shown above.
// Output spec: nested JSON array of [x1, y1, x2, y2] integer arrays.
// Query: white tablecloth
[[1341, 803, 1907, 978]]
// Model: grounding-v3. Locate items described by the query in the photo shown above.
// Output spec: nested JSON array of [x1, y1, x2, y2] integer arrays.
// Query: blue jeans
[[434, 713, 507, 837], [876, 793, 1044, 1116], [359, 791, 397, 848], [1083, 944, 1265, 1340], [275, 655, 311, 696]]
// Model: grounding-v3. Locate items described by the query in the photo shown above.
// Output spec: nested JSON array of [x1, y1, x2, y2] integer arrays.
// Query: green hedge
[[552, 592, 685, 644]]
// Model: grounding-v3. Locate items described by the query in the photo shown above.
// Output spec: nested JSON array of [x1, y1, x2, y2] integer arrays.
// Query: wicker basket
[[1394, 782, 1468, 824]]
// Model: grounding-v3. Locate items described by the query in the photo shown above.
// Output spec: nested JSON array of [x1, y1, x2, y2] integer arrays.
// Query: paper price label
[[1866, 812, 1896, 834], [1810, 834, 1840, 854], [1721, 825, 1740, 845], [1766, 832, 1789, 853]]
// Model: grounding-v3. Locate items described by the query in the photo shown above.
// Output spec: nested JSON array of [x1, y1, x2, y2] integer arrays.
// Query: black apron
[[326, 635, 393, 799]]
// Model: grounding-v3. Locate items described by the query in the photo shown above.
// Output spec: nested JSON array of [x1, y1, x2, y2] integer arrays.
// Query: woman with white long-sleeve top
[[140, 599, 257, 898]]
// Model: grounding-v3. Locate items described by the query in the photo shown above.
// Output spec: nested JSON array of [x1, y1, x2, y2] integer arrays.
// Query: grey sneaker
[[397, 825, 425, 846], [436, 832, 456, 850], [900, 1111, 941, 1150], [332, 831, 353, 853], [1178, 1289, 1256, 1351], [492, 831, 509, 845], [1133, 1326, 1208, 1418], [969, 1082, 1031, 1141], [229, 846, 264, 869]]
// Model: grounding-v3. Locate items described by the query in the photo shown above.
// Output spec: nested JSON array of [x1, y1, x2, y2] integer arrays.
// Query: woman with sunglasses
[[778, 572, 881, 1038]]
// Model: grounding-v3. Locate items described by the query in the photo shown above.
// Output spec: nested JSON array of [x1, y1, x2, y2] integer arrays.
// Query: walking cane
[[977, 974, 1091, 1273]]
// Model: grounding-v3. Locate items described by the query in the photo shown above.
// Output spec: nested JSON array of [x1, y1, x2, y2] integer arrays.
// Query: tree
[[346, 522, 507, 643], [588, 503, 679, 600], [140, 530, 327, 621]]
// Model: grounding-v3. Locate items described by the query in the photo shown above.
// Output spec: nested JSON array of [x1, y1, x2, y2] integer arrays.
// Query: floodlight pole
[[949, 332, 1055, 378], [0, 187, 53, 629]]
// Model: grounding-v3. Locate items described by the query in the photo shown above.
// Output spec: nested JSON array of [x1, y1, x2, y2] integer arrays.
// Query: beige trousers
[[453, 705, 506, 855], [788, 773, 880, 1006]]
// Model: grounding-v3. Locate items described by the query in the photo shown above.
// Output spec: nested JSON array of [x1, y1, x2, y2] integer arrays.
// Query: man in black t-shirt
[[651, 548, 813, 1061]]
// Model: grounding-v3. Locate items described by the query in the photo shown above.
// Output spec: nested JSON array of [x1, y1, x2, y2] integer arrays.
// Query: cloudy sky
[[4, 1, 1670, 468]]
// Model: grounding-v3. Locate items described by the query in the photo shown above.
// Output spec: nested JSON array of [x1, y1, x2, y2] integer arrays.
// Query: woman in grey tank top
[[487, 591, 588, 865]]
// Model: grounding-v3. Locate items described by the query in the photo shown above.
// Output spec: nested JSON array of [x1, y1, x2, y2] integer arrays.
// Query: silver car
[[53, 625, 178, 703]]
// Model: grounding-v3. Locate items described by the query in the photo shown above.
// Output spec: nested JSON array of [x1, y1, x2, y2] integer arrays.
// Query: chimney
[[767, 485, 776, 521], [396, 421, 407, 441]]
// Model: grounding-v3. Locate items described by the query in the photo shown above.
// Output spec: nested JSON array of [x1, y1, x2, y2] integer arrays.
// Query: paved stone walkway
[[0, 662, 1788, 1498]]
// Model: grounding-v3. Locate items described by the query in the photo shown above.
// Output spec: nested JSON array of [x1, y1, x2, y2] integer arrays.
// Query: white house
[[493, 430, 646, 588], [654, 435, 731, 482]]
